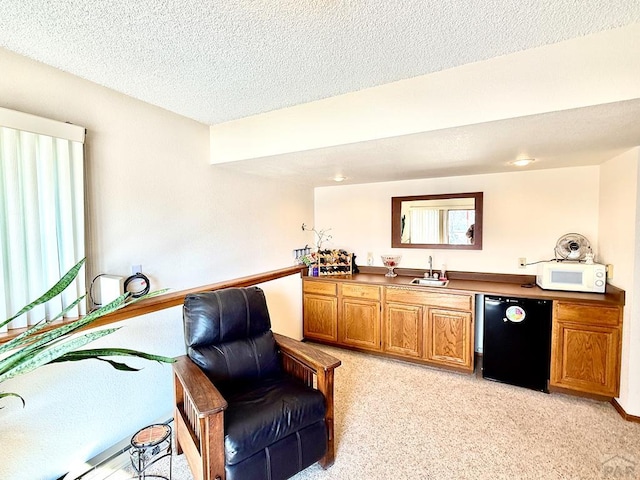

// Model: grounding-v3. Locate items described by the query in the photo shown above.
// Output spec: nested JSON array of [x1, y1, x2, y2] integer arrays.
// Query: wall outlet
[[131, 264, 142, 275], [367, 252, 374, 266], [518, 257, 527, 269], [606, 264, 613, 280]]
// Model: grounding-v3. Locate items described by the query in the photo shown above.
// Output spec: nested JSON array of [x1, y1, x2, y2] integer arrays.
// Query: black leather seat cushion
[[225, 421, 327, 480], [221, 374, 327, 466]]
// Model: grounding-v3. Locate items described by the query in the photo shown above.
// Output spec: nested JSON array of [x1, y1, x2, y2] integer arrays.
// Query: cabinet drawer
[[555, 302, 621, 327], [385, 287, 472, 311], [303, 280, 337, 296], [340, 283, 381, 300]]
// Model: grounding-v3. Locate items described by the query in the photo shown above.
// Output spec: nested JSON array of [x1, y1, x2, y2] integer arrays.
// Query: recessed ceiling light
[[333, 175, 347, 182], [509, 158, 535, 167]]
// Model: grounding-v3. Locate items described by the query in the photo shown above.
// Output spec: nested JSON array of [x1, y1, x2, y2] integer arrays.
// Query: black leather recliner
[[173, 286, 341, 480]]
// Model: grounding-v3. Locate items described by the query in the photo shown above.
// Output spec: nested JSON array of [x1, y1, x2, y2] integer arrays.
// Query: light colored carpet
[[114, 345, 640, 480]]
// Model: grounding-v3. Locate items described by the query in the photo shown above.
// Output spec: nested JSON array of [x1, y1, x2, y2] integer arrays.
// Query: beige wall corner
[[599, 147, 640, 417]]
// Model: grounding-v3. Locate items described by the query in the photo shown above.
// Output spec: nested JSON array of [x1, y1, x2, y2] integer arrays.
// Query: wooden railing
[[0, 265, 307, 345]]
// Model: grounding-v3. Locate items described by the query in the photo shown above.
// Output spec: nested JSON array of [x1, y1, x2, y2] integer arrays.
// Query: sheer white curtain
[[0, 107, 86, 330], [410, 207, 440, 243]]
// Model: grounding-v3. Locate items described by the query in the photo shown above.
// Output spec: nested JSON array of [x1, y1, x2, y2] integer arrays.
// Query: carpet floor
[[113, 345, 640, 480]]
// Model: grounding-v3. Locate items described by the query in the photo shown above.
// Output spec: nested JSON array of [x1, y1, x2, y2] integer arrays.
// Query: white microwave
[[536, 261, 606, 293]]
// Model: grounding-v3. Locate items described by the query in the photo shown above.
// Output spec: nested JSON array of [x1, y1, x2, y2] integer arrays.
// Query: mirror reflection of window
[[448, 210, 475, 244], [401, 199, 475, 244]]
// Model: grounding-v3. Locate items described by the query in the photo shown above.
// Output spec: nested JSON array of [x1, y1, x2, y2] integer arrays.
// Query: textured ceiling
[[2, 1, 640, 187], [1, 1, 639, 125], [216, 99, 640, 186]]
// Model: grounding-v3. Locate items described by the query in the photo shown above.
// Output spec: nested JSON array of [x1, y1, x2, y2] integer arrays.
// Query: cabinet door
[[303, 294, 338, 342], [550, 320, 620, 396], [426, 308, 472, 370], [339, 298, 381, 351], [383, 303, 423, 358]]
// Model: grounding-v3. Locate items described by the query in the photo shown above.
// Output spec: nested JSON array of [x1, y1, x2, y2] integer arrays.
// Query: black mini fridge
[[482, 296, 553, 392]]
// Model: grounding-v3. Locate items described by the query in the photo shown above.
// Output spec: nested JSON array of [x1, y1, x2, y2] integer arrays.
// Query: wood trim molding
[[0, 264, 306, 345], [611, 398, 640, 423]]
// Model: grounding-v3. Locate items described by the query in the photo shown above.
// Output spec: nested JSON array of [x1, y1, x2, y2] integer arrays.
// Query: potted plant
[[0, 258, 174, 406]]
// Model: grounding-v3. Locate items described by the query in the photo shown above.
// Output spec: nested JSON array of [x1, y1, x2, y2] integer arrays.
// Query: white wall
[[314, 167, 600, 274], [0, 48, 313, 480], [599, 147, 640, 416]]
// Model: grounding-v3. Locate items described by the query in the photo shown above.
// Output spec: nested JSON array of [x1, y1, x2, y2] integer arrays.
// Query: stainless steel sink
[[410, 278, 449, 287]]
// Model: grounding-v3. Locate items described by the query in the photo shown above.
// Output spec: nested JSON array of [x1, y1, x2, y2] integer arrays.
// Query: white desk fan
[[554, 233, 593, 262]]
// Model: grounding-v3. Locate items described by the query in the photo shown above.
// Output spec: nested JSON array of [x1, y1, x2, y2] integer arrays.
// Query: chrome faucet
[[428, 255, 433, 278]]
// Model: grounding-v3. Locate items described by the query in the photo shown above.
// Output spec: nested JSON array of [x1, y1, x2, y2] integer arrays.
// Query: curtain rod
[[0, 106, 85, 143]]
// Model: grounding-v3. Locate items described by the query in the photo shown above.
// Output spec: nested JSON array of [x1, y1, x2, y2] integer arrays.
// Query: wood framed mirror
[[391, 192, 483, 250]]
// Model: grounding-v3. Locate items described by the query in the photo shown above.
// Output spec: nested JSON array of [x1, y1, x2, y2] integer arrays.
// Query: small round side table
[[129, 423, 172, 480]]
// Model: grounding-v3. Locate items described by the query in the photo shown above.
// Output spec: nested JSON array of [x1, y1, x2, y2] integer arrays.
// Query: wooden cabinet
[[302, 276, 624, 400], [302, 279, 338, 342], [302, 280, 475, 372], [338, 283, 381, 351], [550, 302, 622, 397], [302, 279, 381, 349], [384, 286, 474, 372], [426, 308, 473, 369], [383, 303, 423, 357]]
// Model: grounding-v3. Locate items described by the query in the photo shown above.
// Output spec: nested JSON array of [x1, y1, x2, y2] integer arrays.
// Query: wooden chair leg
[[201, 411, 226, 480], [174, 406, 184, 456], [317, 368, 336, 468]]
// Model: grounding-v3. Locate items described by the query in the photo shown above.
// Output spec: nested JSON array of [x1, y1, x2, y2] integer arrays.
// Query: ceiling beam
[[210, 23, 640, 164]]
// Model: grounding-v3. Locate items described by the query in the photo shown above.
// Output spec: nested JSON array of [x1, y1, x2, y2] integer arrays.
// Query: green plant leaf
[[52, 355, 142, 371], [51, 348, 175, 364], [0, 296, 128, 377], [0, 288, 167, 361], [0, 320, 46, 356], [0, 258, 85, 330], [22, 294, 126, 348], [91, 358, 141, 371], [2, 288, 168, 358], [0, 328, 120, 384], [0, 296, 86, 356]]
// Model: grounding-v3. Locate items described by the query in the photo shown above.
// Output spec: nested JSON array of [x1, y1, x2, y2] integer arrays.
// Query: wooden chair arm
[[173, 355, 227, 480], [173, 355, 227, 416], [274, 333, 340, 468], [273, 333, 341, 373]]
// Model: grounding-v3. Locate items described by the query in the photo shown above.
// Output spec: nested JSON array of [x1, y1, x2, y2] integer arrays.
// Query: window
[[0, 107, 86, 330]]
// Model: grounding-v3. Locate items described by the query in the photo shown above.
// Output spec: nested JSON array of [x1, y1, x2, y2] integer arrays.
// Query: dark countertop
[[303, 268, 625, 306]]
